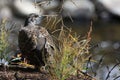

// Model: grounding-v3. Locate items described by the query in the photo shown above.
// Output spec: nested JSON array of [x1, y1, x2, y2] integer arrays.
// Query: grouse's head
[[24, 13, 42, 26]]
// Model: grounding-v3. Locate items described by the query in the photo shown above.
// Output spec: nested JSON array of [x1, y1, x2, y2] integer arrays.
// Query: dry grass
[[35, 0, 93, 79], [0, 0, 93, 79], [0, 19, 10, 62], [0, 15, 93, 80], [45, 19, 92, 80]]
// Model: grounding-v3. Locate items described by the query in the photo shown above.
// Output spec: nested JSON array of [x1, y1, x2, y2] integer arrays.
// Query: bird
[[18, 13, 55, 70]]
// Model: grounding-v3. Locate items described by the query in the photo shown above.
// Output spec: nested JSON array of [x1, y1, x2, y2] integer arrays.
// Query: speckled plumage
[[18, 13, 55, 68]]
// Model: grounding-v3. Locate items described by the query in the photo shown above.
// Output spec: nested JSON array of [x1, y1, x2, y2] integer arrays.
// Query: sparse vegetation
[[45, 20, 92, 79], [0, 0, 95, 80], [0, 19, 10, 64], [0, 15, 93, 80], [0, 0, 120, 80], [0, 18, 94, 80]]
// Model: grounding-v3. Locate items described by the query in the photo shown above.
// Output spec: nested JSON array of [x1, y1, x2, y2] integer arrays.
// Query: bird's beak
[[39, 16, 42, 18], [39, 16, 44, 20]]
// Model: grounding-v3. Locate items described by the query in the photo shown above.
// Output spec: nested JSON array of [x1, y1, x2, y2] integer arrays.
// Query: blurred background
[[0, 0, 120, 80]]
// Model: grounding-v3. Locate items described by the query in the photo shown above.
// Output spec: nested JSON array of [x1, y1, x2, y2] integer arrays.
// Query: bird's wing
[[35, 34, 46, 51], [37, 27, 55, 64], [39, 27, 55, 48], [18, 27, 37, 53]]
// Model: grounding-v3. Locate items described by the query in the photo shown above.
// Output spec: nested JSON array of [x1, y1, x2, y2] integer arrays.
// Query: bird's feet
[[10, 56, 34, 69], [19, 58, 34, 69]]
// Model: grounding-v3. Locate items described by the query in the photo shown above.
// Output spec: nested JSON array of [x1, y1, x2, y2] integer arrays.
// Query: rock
[[99, 0, 120, 16], [12, 0, 44, 17], [62, 0, 95, 19], [40, 0, 59, 10], [0, 59, 8, 66], [39, 0, 60, 15], [0, 7, 12, 20]]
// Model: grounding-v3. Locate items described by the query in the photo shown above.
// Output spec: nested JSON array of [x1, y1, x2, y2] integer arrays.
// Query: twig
[[86, 56, 92, 73], [105, 63, 120, 80], [113, 75, 120, 80], [96, 55, 105, 70]]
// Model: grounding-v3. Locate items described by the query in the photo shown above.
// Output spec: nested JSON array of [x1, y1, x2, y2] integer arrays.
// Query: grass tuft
[[0, 19, 10, 65], [47, 24, 92, 80]]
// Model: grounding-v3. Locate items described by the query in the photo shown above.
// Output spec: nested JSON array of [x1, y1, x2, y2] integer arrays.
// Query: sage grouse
[[18, 13, 55, 69]]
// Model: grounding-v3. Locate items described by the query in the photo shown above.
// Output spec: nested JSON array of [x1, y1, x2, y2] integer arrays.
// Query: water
[[64, 20, 120, 80]]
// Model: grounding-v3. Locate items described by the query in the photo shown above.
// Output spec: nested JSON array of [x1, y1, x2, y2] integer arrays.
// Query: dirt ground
[[0, 66, 51, 80], [0, 66, 95, 80]]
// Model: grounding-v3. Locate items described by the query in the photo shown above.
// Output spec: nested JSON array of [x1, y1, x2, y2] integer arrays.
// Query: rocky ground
[[0, 66, 50, 80], [0, 66, 95, 80]]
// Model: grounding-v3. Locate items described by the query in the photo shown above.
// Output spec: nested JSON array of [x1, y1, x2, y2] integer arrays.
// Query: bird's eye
[[30, 18, 34, 22], [35, 15, 39, 18]]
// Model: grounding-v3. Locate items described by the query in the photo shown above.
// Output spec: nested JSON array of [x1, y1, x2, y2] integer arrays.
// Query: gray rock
[[99, 0, 120, 16], [62, 0, 95, 19], [13, 0, 44, 16]]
